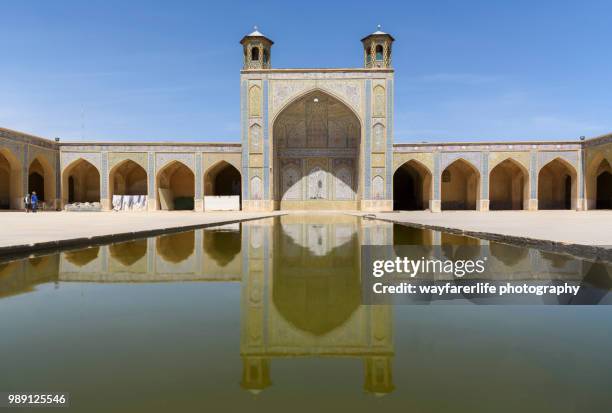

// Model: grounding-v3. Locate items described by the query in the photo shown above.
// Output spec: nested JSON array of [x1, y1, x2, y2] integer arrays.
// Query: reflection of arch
[[441, 159, 480, 210], [109, 159, 147, 199], [273, 223, 361, 335], [109, 239, 147, 267], [156, 231, 195, 263], [489, 242, 528, 266], [64, 247, 100, 267], [156, 161, 194, 211], [537, 157, 577, 210], [0, 148, 22, 209], [204, 161, 241, 197], [393, 159, 432, 210], [28, 156, 55, 206], [489, 158, 529, 210], [586, 155, 612, 210], [203, 228, 241, 267], [62, 159, 101, 205]]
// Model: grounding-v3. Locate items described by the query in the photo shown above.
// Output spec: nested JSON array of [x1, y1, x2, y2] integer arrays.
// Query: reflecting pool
[[1, 215, 611, 412]]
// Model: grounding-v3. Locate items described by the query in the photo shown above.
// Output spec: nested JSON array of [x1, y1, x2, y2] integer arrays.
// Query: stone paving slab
[[0, 211, 284, 256], [354, 210, 612, 261]]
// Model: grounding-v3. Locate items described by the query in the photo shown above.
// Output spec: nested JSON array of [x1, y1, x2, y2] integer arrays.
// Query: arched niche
[[489, 158, 529, 210], [156, 161, 194, 211], [441, 159, 480, 210], [586, 155, 612, 210], [0, 148, 22, 210], [28, 156, 55, 208], [109, 159, 147, 199], [393, 159, 432, 210], [62, 159, 101, 205], [538, 158, 577, 210]]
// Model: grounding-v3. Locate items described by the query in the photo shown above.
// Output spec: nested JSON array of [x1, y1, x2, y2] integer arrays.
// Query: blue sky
[[1, 0, 610, 143]]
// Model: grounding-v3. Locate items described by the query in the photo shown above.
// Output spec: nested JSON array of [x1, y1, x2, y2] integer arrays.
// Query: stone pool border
[[0, 213, 285, 261], [356, 213, 612, 263]]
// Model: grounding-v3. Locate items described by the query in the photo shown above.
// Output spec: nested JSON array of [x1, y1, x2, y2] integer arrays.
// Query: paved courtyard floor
[[0, 211, 283, 252], [358, 210, 612, 247]]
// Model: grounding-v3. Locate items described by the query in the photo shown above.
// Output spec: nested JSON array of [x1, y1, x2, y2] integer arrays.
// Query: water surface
[[1, 215, 611, 412]]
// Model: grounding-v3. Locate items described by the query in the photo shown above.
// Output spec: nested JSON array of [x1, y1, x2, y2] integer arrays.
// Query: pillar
[[430, 151, 441, 212], [195, 152, 204, 212], [478, 151, 489, 211], [147, 152, 156, 211], [528, 149, 538, 210], [100, 152, 110, 210]]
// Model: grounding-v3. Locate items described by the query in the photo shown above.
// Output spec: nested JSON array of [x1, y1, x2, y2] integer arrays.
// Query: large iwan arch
[[272, 89, 362, 210]]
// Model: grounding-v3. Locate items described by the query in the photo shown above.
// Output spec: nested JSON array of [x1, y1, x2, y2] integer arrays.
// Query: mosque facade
[[1, 28, 611, 213]]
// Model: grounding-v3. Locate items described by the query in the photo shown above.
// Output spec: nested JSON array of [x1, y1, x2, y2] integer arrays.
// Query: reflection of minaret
[[364, 356, 395, 395], [240, 357, 271, 394]]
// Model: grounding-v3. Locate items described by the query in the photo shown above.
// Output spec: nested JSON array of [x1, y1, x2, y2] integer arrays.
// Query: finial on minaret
[[377, 24, 382, 30], [254, 25, 258, 31]]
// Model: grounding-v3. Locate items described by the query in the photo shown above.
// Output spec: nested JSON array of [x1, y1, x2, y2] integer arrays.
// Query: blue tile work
[[364, 80, 372, 199], [22, 144, 28, 195], [147, 152, 155, 201], [530, 150, 537, 199], [385, 79, 393, 198], [433, 152, 440, 200], [263, 80, 270, 199], [241, 80, 249, 200], [55, 152, 61, 199], [195, 152, 202, 198], [101, 152, 108, 198], [481, 152, 489, 199]]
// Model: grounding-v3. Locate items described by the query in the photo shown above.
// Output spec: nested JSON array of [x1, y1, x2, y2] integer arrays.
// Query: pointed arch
[[61, 158, 100, 206], [249, 85, 261, 118], [109, 159, 147, 198], [586, 153, 612, 210], [373, 85, 386, 117], [156, 160, 194, 211], [393, 159, 432, 210], [28, 155, 55, 208], [203, 160, 241, 211], [489, 158, 529, 210], [441, 158, 480, 210], [0, 147, 23, 209], [272, 88, 362, 210], [537, 157, 578, 210]]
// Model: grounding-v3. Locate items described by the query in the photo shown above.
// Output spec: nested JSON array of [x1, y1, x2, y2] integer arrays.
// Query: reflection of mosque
[[2, 216, 610, 394], [240, 215, 395, 395]]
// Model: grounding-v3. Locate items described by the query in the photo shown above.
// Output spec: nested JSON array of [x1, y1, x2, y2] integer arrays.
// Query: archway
[[62, 159, 100, 205], [595, 159, 612, 209], [393, 160, 432, 210], [272, 90, 361, 210], [203, 161, 241, 211], [28, 157, 55, 209], [538, 158, 577, 210], [0, 148, 22, 210], [109, 160, 147, 210], [441, 159, 480, 210], [489, 159, 529, 210], [156, 161, 194, 211]]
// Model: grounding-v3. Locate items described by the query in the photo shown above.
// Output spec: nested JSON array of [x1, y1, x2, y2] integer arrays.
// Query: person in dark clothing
[[31, 192, 38, 213]]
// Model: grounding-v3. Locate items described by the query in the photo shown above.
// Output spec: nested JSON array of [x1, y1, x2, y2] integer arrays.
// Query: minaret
[[361, 25, 394, 69], [240, 26, 273, 70]]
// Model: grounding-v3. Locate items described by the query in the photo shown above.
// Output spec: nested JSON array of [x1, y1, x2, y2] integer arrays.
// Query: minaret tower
[[240, 26, 273, 70], [361, 25, 394, 69]]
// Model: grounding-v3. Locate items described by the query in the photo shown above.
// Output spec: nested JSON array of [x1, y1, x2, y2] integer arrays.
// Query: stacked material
[[112, 195, 147, 211], [65, 202, 102, 212]]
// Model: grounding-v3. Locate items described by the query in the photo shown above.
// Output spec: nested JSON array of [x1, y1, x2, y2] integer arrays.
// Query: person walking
[[24, 193, 31, 213], [31, 192, 39, 213]]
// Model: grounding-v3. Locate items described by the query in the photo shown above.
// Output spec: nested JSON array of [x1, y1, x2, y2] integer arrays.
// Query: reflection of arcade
[[240, 215, 395, 395]]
